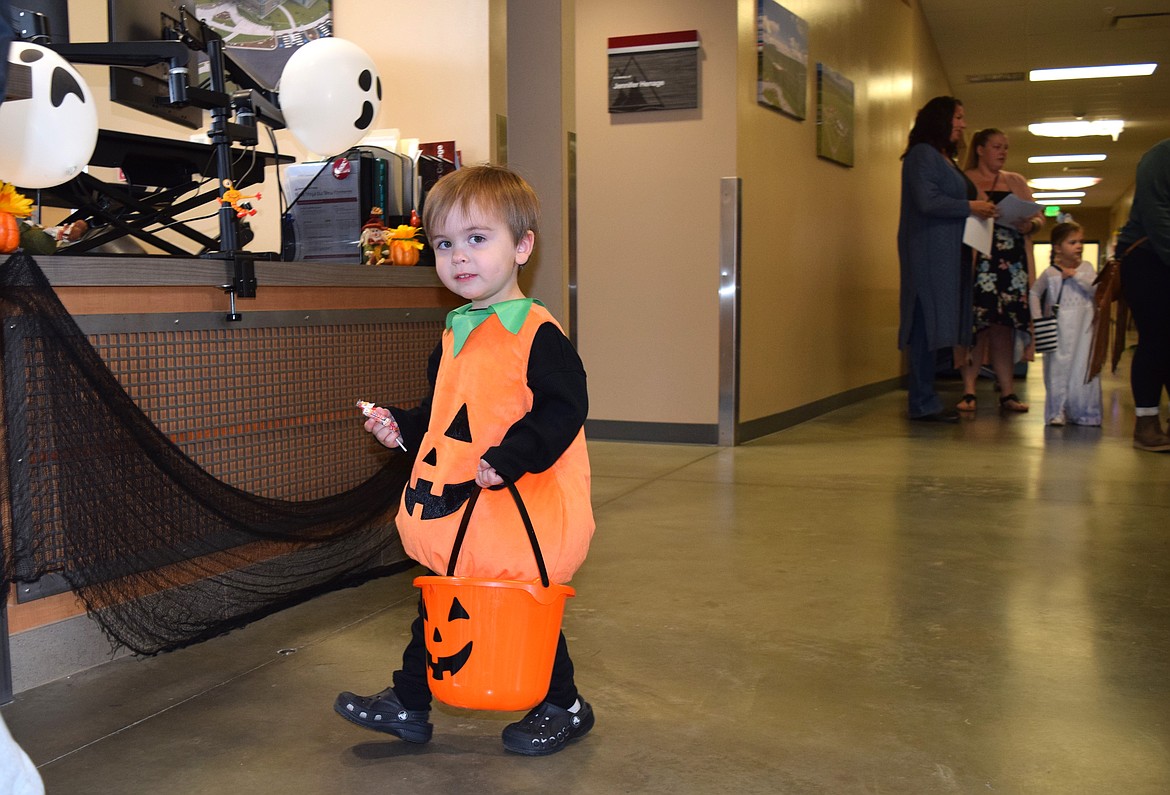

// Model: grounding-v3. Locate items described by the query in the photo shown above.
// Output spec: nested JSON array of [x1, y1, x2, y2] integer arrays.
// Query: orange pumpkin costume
[[396, 300, 593, 583]]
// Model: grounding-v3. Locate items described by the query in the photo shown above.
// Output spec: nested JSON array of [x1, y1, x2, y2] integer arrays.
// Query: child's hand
[[476, 458, 504, 488], [357, 399, 408, 451], [364, 408, 403, 450]]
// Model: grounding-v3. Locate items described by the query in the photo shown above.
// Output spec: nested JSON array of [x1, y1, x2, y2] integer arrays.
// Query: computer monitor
[[7, 0, 69, 45], [107, 0, 203, 129]]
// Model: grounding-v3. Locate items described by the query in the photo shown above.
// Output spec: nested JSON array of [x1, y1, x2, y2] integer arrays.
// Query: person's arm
[[1028, 269, 1048, 318], [367, 341, 440, 453], [1132, 143, 1170, 265], [1069, 261, 1098, 296], [480, 323, 587, 484], [1006, 171, 1044, 237], [905, 145, 980, 219]]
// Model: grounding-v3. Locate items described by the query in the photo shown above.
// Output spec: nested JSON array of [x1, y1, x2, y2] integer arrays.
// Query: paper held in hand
[[964, 216, 993, 256], [992, 193, 1043, 229]]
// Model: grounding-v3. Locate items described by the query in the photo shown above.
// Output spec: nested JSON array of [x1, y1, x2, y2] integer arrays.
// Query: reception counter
[[2, 255, 456, 694]]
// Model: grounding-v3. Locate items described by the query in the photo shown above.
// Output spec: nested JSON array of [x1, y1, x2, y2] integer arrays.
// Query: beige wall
[[53, 1, 1034, 436], [735, 0, 951, 424], [574, 1, 738, 426], [574, 0, 952, 429], [507, 0, 574, 325]]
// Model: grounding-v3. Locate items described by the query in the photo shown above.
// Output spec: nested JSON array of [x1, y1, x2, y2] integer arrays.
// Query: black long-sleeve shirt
[[391, 322, 587, 483]]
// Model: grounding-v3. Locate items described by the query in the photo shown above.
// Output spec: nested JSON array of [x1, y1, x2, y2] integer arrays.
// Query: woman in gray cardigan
[[897, 96, 997, 422]]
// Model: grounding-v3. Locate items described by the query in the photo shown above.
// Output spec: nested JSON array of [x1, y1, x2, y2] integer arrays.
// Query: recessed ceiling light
[[1027, 154, 1107, 164], [1032, 191, 1087, 199], [1028, 120, 1125, 141], [1035, 199, 1082, 205], [1029, 63, 1157, 81], [1028, 177, 1102, 191]]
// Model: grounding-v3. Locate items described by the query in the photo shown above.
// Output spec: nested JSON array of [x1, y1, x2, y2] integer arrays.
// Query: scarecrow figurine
[[360, 207, 392, 265]]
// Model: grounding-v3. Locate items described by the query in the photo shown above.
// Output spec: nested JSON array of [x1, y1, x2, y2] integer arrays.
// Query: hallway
[[4, 366, 1169, 794]]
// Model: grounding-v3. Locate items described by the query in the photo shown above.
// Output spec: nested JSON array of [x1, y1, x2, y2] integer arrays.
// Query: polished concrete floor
[[4, 364, 1170, 794]]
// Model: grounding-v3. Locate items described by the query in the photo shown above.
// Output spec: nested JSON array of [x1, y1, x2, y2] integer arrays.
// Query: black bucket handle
[[446, 481, 551, 588]]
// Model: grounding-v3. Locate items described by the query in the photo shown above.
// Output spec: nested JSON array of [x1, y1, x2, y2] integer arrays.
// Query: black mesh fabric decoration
[[1, 252, 416, 654]]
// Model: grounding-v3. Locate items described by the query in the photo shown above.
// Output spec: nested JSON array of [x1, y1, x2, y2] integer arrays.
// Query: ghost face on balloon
[[279, 38, 382, 156], [0, 43, 99, 189]]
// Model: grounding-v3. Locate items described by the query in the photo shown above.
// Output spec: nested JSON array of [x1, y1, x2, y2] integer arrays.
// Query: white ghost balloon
[[0, 42, 99, 189], [279, 38, 382, 156]]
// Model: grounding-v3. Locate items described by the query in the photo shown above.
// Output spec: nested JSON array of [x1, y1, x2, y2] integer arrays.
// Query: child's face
[[430, 203, 533, 308], [1056, 231, 1084, 263]]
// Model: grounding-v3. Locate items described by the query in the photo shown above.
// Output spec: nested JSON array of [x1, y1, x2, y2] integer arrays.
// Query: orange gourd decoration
[[0, 181, 34, 254], [0, 212, 19, 254], [387, 224, 423, 266], [396, 304, 594, 584]]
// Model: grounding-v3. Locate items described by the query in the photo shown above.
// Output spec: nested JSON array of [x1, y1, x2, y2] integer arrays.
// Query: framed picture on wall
[[756, 0, 808, 120], [607, 30, 701, 113], [194, 0, 334, 90], [816, 63, 855, 167]]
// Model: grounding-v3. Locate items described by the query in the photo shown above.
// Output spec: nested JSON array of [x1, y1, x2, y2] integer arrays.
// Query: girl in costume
[[334, 165, 595, 756], [1029, 221, 1102, 426]]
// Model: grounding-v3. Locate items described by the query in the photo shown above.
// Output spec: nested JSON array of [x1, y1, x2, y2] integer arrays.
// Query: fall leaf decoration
[[0, 182, 34, 218], [388, 224, 424, 249], [1, 182, 35, 254]]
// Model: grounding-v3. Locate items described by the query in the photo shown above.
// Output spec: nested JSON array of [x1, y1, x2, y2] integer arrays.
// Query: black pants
[[1120, 245, 1170, 408], [392, 595, 579, 712]]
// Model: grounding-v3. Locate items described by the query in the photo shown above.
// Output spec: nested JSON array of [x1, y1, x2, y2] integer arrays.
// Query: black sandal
[[999, 393, 1029, 413], [956, 394, 977, 412]]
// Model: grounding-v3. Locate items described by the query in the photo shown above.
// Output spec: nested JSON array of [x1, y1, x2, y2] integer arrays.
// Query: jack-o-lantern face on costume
[[422, 593, 474, 679], [394, 303, 594, 585], [403, 403, 477, 520]]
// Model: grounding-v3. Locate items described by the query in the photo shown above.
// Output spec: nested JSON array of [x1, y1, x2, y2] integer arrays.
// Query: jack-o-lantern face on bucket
[[404, 403, 477, 520], [422, 594, 474, 679]]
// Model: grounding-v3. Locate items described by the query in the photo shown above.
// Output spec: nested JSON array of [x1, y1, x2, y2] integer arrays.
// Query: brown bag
[[1088, 237, 1146, 381]]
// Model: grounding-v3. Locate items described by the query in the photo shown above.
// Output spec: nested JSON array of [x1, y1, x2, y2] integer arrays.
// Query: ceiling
[[916, 0, 1170, 211]]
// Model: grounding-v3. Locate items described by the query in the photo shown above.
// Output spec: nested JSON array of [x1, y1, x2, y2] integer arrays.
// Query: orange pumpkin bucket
[[414, 482, 574, 711]]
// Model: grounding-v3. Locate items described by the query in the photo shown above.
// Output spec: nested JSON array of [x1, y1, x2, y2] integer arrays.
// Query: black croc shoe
[[333, 687, 433, 743], [502, 699, 595, 756]]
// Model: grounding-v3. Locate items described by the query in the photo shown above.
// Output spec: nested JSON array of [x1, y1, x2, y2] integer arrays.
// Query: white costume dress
[[1029, 261, 1102, 425], [0, 714, 44, 795]]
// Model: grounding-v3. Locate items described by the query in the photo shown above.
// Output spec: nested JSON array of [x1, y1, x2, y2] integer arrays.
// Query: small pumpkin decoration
[[387, 224, 424, 266], [0, 181, 34, 254], [0, 212, 19, 254]]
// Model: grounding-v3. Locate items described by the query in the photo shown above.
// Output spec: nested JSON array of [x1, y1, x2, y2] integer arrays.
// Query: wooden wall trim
[[32, 255, 445, 289]]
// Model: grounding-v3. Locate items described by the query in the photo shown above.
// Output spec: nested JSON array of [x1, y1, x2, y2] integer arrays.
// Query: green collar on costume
[[446, 298, 542, 357]]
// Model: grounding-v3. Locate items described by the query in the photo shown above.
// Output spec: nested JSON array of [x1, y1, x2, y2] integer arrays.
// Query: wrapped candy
[[356, 400, 408, 451]]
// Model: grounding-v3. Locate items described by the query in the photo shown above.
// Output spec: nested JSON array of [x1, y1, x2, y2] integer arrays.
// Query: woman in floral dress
[[958, 128, 1044, 413]]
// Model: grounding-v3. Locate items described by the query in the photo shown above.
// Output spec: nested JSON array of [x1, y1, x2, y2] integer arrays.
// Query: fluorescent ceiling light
[[1033, 191, 1086, 199], [1028, 177, 1102, 191], [1028, 120, 1125, 141], [1030, 63, 1157, 81], [1036, 199, 1082, 206], [1027, 154, 1107, 164]]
